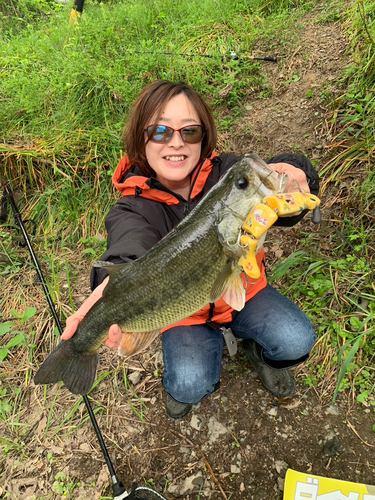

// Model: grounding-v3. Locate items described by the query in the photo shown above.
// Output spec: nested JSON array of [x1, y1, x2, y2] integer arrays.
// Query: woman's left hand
[[268, 162, 310, 193]]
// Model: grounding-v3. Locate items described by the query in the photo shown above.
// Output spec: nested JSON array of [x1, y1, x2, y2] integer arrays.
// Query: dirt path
[[1, 7, 375, 500], [232, 11, 348, 160]]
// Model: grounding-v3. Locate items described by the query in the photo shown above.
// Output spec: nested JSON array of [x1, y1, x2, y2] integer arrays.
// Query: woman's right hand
[[61, 276, 124, 350]]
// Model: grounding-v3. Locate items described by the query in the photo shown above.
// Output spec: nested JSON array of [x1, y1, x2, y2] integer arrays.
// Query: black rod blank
[[3, 184, 127, 499]]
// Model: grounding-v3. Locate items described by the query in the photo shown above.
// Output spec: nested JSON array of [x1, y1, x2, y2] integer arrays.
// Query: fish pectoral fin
[[209, 263, 245, 311], [92, 260, 129, 279], [222, 274, 246, 311], [209, 263, 233, 302], [118, 330, 160, 358]]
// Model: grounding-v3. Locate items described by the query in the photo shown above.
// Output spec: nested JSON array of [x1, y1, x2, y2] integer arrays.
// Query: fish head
[[215, 154, 284, 247]]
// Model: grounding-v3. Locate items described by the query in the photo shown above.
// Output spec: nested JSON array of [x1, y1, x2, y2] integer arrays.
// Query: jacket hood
[[112, 152, 218, 205]]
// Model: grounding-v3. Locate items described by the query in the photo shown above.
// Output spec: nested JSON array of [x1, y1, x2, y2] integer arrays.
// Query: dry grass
[[0, 255, 165, 498]]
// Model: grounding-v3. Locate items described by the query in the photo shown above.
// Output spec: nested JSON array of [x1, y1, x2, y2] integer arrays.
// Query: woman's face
[[145, 93, 202, 197]]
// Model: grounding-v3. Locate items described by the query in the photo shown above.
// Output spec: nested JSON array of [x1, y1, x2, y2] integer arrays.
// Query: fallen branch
[[347, 419, 375, 448], [199, 448, 229, 500], [169, 429, 229, 500]]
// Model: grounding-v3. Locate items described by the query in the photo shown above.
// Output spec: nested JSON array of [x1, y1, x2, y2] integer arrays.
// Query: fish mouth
[[244, 154, 286, 196], [255, 173, 280, 197]]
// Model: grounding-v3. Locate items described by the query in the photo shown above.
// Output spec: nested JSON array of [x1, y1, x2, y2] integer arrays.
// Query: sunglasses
[[144, 124, 206, 144]]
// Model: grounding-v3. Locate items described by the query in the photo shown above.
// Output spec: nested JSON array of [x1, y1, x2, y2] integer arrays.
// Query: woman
[[62, 80, 319, 419]]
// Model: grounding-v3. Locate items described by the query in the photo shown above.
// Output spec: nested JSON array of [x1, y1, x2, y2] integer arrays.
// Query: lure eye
[[236, 177, 249, 189]]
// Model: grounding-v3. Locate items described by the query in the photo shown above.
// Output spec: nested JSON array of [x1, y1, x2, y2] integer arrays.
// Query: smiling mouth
[[164, 156, 187, 162]]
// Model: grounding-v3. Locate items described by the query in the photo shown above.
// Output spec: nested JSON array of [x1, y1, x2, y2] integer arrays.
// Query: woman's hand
[[268, 162, 310, 193], [61, 276, 124, 350]]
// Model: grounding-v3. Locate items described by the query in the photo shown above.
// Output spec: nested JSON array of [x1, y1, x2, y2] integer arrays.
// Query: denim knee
[[262, 323, 317, 361], [231, 284, 317, 362], [162, 325, 224, 404], [164, 370, 219, 404]]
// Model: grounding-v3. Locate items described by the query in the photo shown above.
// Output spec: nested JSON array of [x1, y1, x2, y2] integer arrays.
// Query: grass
[[269, 217, 375, 404], [0, 0, 375, 496], [0, 0, 316, 183], [321, 0, 375, 192]]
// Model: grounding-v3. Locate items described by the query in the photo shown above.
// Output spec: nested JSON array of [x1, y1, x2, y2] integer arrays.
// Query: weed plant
[[253, 0, 375, 406], [0, 3, 375, 486], [1, 0, 312, 176], [321, 0, 375, 189], [308, 0, 375, 402]]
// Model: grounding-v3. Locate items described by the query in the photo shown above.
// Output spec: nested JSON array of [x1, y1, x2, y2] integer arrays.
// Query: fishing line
[[129, 50, 277, 63]]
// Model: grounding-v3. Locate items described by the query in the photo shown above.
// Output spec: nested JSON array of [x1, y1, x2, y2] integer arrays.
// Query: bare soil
[[1, 6, 375, 500]]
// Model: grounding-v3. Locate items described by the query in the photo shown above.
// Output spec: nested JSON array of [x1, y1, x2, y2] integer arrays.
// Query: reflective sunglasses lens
[[147, 125, 172, 143], [180, 126, 204, 143], [146, 125, 205, 143]]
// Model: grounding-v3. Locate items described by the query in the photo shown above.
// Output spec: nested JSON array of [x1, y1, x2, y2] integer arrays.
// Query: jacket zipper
[[183, 201, 190, 214], [183, 159, 206, 215]]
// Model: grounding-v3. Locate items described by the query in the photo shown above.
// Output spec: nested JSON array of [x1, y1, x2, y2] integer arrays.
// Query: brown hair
[[123, 80, 217, 176]]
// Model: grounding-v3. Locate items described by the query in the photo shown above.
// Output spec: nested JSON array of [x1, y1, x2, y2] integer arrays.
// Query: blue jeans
[[162, 284, 316, 404]]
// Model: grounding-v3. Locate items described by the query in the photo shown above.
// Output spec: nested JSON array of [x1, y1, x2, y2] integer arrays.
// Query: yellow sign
[[284, 469, 375, 499]]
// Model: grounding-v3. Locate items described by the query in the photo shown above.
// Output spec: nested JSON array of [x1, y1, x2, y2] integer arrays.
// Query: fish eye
[[236, 177, 248, 189]]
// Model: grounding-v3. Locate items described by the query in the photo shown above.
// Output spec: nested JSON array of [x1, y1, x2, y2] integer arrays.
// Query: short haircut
[[123, 80, 217, 177]]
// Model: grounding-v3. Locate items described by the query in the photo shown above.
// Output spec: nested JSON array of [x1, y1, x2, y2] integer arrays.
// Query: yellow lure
[[239, 193, 321, 279], [263, 192, 320, 215]]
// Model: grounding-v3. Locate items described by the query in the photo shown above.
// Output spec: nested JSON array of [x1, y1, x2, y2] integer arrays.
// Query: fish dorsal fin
[[118, 330, 160, 358], [209, 263, 245, 311], [92, 260, 129, 279]]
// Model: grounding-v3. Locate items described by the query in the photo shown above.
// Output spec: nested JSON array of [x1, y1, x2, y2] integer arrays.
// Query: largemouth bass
[[34, 154, 284, 395]]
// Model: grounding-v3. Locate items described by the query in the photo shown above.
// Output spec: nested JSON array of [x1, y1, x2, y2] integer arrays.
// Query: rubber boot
[[166, 394, 192, 419], [242, 339, 296, 398]]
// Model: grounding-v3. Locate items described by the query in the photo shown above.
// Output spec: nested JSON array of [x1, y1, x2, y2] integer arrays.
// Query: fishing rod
[[2, 184, 168, 500], [131, 49, 277, 63]]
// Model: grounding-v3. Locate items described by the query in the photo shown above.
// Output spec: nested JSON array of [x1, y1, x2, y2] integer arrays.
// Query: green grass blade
[[332, 336, 362, 404]]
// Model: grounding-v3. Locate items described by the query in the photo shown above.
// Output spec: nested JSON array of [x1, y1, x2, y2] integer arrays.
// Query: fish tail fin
[[34, 339, 98, 395]]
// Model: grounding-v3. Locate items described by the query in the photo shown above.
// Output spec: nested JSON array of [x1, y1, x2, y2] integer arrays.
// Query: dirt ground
[[1, 5, 375, 500]]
